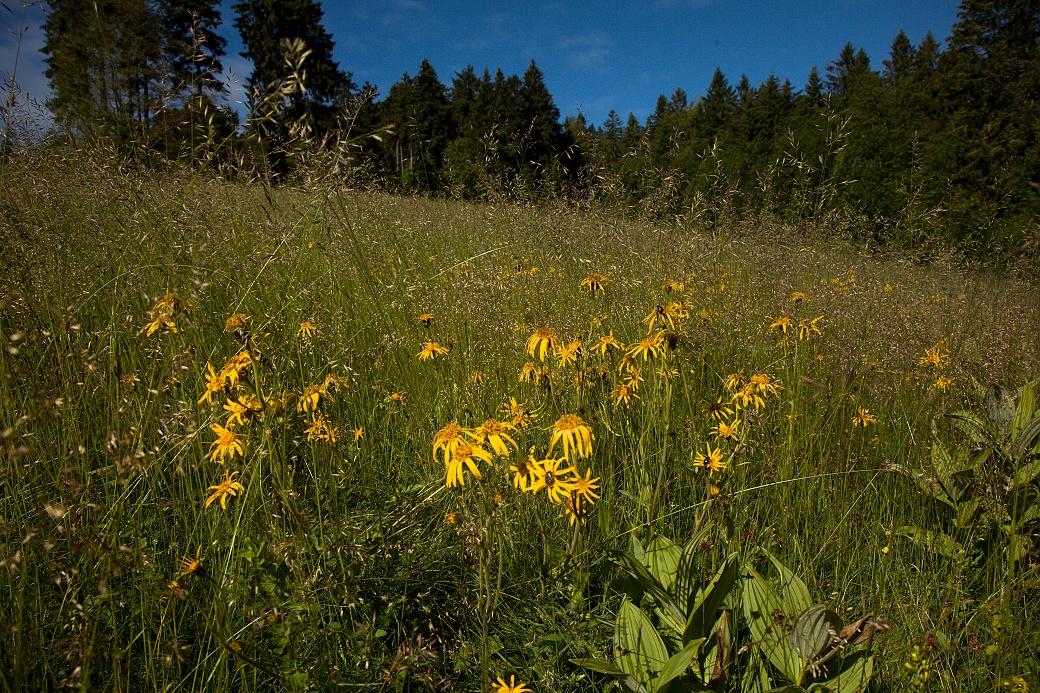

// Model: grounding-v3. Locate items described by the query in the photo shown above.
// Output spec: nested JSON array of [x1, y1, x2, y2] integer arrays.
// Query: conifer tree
[[233, 0, 354, 135], [42, 0, 164, 133], [158, 0, 226, 99]]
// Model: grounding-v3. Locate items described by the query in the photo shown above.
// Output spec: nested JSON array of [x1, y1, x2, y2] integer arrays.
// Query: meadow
[[1, 150, 1038, 692]]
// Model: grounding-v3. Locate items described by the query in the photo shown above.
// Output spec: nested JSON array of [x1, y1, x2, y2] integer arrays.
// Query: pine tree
[[520, 59, 562, 173], [698, 68, 736, 133]]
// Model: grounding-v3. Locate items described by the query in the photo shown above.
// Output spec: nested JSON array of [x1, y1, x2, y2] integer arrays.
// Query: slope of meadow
[[1, 154, 1038, 691]]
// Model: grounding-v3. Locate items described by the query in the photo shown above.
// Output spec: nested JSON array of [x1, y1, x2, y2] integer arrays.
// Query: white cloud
[[558, 32, 613, 74]]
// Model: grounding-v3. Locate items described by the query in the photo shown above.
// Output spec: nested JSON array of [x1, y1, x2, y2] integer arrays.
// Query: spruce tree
[[158, 0, 227, 99], [233, 0, 354, 135], [42, 0, 164, 133]]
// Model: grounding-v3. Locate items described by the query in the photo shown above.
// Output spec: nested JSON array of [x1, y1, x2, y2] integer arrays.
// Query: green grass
[[1, 152, 1038, 692]]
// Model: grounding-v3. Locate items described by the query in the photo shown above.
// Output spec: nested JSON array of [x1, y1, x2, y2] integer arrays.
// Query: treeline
[[32, 0, 1040, 260]]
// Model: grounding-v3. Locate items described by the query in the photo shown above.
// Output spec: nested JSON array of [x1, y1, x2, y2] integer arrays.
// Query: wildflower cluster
[[144, 291, 191, 336], [433, 409, 600, 525], [918, 341, 953, 391]]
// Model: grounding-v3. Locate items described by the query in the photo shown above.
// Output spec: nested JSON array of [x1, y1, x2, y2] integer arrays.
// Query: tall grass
[[1, 149, 1038, 691]]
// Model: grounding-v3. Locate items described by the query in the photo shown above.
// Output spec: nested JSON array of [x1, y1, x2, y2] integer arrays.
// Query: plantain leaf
[[789, 606, 842, 662], [616, 598, 671, 692], [764, 550, 813, 616], [645, 535, 682, 592], [571, 658, 649, 693], [611, 549, 687, 629], [674, 523, 712, 613], [1011, 380, 1037, 443], [1012, 411, 1040, 464], [743, 566, 805, 684], [683, 552, 740, 645], [896, 526, 963, 561], [809, 650, 874, 693], [657, 637, 707, 691]]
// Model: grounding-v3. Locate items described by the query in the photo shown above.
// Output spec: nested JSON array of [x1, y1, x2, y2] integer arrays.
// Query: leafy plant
[[573, 530, 739, 692], [895, 377, 1040, 567], [741, 551, 888, 693]]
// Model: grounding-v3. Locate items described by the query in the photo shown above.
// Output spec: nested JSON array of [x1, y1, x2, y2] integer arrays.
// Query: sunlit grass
[[1, 155, 1038, 690]]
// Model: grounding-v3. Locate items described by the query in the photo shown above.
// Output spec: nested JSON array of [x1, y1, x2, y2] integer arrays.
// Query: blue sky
[[2, 0, 962, 128]]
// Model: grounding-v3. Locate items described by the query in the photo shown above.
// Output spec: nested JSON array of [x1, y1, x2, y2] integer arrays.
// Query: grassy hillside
[[1, 153, 1038, 692]]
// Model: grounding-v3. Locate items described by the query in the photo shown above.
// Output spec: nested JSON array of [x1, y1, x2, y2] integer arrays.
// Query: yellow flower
[[579, 272, 610, 295], [528, 456, 578, 504], [471, 419, 518, 457], [626, 331, 665, 361], [209, 423, 245, 464], [712, 417, 741, 441], [612, 382, 639, 407], [509, 452, 540, 492], [223, 395, 262, 427], [642, 305, 675, 333], [224, 313, 249, 342], [219, 351, 253, 390], [730, 383, 766, 411], [305, 414, 338, 443], [297, 382, 328, 413], [470, 370, 484, 384], [789, 291, 807, 303], [1003, 676, 1028, 693], [519, 362, 538, 383], [662, 278, 685, 293], [433, 421, 469, 464], [444, 443, 494, 487], [205, 469, 246, 509], [750, 372, 781, 397], [555, 340, 583, 367], [177, 547, 206, 578], [724, 370, 746, 391], [548, 414, 594, 460], [144, 311, 178, 336], [445, 511, 460, 525], [297, 321, 317, 340], [704, 397, 733, 421], [198, 363, 224, 405], [353, 427, 364, 442], [593, 332, 624, 356], [852, 407, 877, 427], [526, 327, 559, 362], [417, 313, 435, 327], [417, 341, 450, 361], [933, 376, 954, 392], [918, 342, 949, 369], [571, 468, 600, 504], [769, 315, 792, 333], [493, 675, 532, 693], [500, 397, 537, 429], [693, 443, 726, 476], [797, 315, 823, 341]]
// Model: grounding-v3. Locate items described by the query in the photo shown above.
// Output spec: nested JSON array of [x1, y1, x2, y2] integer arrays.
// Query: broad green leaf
[[674, 523, 712, 612], [683, 553, 739, 645], [811, 650, 874, 693], [697, 611, 732, 686], [764, 550, 813, 616], [1015, 459, 1040, 487], [896, 526, 963, 561], [571, 658, 648, 693], [645, 535, 682, 592], [1011, 380, 1037, 443], [657, 637, 707, 690], [631, 534, 646, 564], [612, 550, 687, 629], [788, 606, 841, 662], [743, 566, 805, 684], [616, 598, 671, 692], [949, 410, 990, 443], [1009, 534, 1033, 564], [954, 498, 982, 529], [985, 384, 1017, 434], [1012, 412, 1040, 464]]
